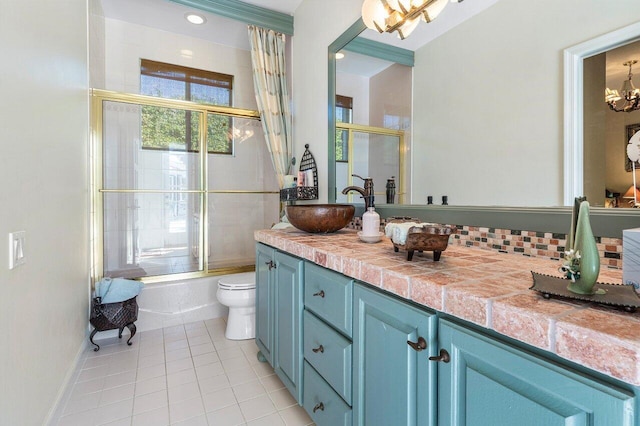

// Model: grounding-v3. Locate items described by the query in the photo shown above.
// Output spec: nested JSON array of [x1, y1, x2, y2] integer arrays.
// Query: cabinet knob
[[429, 349, 450, 363], [265, 260, 276, 270], [313, 290, 325, 298], [407, 336, 427, 352], [313, 402, 325, 413], [312, 344, 324, 353]]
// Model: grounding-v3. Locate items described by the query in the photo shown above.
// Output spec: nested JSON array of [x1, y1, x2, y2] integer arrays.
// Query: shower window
[[335, 94, 352, 162], [140, 59, 233, 155], [92, 90, 279, 281]]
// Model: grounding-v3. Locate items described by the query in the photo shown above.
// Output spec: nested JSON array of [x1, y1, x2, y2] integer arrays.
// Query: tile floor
[[52, 318, 314, 426]]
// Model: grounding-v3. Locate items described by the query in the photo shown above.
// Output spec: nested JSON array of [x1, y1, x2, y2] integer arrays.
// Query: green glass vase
[[567, 201, 601, 295]]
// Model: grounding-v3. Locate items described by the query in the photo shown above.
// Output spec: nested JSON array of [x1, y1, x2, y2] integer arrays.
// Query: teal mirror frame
[[328, 19, 414, 203], [328, 21, 640, 239], [328, 19, 367, 204]]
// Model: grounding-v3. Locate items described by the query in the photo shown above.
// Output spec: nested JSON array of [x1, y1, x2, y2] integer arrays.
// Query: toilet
[[216, 272, 256, 340]]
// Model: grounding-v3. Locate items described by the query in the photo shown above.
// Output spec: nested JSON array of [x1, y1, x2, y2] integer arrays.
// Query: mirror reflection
[[584, 40, 640, 208], [331, 17, 640, 209], [334, 40, 412, 205]]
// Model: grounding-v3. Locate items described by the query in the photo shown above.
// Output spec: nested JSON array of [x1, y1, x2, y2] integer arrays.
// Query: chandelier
[[361, 0, 458, 40], [605, 60, 640, 112]]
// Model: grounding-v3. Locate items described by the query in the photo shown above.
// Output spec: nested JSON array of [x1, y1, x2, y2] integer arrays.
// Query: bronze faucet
[[342, 174, 374, 209]]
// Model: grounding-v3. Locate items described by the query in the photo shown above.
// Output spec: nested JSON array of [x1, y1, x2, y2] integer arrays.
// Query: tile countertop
[[255, 228, 640, 387]]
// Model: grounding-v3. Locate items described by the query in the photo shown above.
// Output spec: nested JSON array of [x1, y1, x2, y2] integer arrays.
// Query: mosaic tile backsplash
[[348, 217, 623, 269]]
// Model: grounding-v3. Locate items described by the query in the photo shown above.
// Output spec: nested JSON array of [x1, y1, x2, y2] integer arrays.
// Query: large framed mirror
[[328, 10, 640, 238]]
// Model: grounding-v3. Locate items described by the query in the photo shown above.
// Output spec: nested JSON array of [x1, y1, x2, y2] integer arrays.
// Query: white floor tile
[[168, 381, 201, 405], [167, 368, 197, 388], [238, 394, 277, 422], [198, 372, 231, 395], [77, 365, 109, 383], [165, 347, 192, 363], [221, 356, 251, 373], [104, 371, 136, 390], [192, 352, 220, 368], [206, 404, 245, 426], [57, 409, 96, 426], [131, 405, 169, 426], [166, 357, 194, 374], [100, 383, 135, 406], [169, 395, 205, 424], [63, 391, 101, 415], [215, 344, 243, 358], [136, 363, 165, 382], [93, 398, 134, 425], [246, 412, 285, 426], [165, 338, 189, 352], [188, 335, 212, 347], [133, 389, 168, 415], [53, 319, 313, 426], [171, 413, 208, 426], [227, 367, 258, 386], [201, 388, 238, 413], [190, 342, 215, 357], [134, 376, 167, 397], [278, 405, 313, 426], [233, 379, 267, 403], [259, 374, 285, 393], [137, 352, 165, 369], [268, 388, 296, 410], [195, 361, 225, 381]]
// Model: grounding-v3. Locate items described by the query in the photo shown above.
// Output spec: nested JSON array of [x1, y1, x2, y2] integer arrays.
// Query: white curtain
[[248, 25, 293, 189]]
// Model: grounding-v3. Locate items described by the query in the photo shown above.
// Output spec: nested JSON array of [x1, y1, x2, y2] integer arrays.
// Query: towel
[[95, 277, 144, 304], [385, 222, 428, 245]]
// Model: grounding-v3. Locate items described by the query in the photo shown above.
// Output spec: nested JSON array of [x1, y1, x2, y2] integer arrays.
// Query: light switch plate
[[9, 231, 26, 269]]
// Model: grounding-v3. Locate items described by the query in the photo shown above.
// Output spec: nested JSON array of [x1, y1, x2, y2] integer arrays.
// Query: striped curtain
[[248, 25, 293, 189]]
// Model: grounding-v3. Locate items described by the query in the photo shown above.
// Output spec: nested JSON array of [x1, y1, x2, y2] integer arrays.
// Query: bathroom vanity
[[254, 230, 640, 426]]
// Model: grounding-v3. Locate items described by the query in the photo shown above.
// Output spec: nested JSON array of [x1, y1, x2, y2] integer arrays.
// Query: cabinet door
[[255, 243, 275, 365], [353, 283, 437, 426], [274, 251, 304, 403], [438, 319, 636, 426]]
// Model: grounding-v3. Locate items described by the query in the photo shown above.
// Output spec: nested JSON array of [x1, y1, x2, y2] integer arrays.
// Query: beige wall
[[412, 0, 640, 207], [0, 0, 90, 424], [583, 53, 607, 206]]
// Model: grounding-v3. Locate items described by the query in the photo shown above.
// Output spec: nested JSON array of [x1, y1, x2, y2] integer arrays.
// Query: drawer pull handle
[[429, 349, 450, 363], [312, 344, 324, 353], [265, 260, 276, 270], [407, 336, 427, 352], [313, 402, 325, 413], [313, 290, 325, 298]]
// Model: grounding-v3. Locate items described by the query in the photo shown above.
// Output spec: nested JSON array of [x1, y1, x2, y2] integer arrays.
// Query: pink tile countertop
[[255, 228, 640, 386]]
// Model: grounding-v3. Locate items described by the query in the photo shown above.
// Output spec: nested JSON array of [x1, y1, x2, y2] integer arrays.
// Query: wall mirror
[[328, 20, 413, 205], [330, 18, 640, 215]]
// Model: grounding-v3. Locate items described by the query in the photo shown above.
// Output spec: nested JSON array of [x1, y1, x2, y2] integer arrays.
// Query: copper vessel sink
[[285, 204, 355, 233]]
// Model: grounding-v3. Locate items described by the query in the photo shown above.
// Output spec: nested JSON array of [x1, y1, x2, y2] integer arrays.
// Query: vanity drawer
[[303, 361, 352, 426], [304, 262, 353, 337], [304, 310, 352, 404]]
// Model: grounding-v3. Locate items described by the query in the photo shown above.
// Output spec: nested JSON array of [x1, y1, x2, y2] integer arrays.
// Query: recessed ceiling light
[[336, 52, 345, 60], [185, 13, 206, 25]]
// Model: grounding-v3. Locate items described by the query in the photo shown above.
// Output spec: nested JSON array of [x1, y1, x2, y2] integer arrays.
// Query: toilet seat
[[218, 273, 255, 291]]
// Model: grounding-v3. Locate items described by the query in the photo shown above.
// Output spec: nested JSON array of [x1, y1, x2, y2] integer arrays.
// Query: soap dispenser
[[362, 195, 380, 237]]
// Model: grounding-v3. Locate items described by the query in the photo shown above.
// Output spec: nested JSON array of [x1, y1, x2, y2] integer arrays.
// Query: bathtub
[[93, 273, 249, 340]]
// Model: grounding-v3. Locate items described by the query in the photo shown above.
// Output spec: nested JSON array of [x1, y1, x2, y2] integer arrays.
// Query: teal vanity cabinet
[[302, 263, 354, 426], [255, 243, 304, 403], [353, 283, 438, 426], [255, 243, 275, 365], [437, 319, 636, 426]]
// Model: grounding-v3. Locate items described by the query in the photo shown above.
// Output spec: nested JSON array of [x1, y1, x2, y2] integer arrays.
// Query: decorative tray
[[387, 218, 457, 261], [530, 271, 640, 312]]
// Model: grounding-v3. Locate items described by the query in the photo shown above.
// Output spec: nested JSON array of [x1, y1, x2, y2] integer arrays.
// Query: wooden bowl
[[285, 204, 355, 233]]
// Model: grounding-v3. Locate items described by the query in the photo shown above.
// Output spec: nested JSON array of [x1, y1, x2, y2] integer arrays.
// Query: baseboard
[[43, 328, 90, 426]]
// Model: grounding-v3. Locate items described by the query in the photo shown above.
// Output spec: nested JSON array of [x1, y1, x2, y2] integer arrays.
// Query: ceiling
[[606, 40, 640, 91]]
